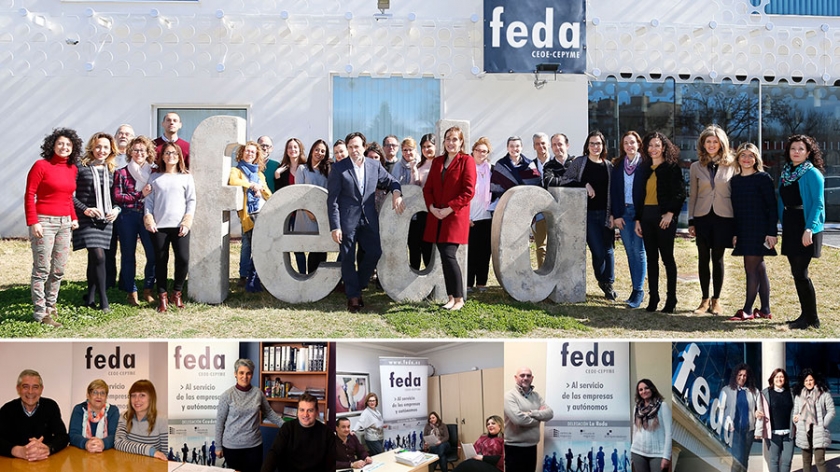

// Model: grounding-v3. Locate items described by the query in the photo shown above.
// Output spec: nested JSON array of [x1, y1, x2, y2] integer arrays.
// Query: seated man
[[0, 369, 69, 460], [261, 393, 335, 472], [336, 417, 372, 470]]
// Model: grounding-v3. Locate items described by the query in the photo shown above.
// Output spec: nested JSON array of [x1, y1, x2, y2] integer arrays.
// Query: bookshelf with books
[[259, 341, 333, 428]]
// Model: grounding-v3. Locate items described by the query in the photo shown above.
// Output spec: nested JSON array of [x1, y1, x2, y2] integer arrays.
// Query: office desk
[[0, 447, 167, 472], [357, 450, 438, 472]]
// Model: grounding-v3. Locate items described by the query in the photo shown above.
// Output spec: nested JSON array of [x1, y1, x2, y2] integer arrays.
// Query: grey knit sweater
[[215, 386, 284, 449]]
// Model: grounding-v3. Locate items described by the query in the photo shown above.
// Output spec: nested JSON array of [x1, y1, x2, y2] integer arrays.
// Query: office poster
[[379, 357, 428, 422], [543, 341, 632, 472]]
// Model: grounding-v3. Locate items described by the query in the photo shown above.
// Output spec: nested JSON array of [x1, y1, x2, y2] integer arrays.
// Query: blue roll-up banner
[[483, 0, 586, 74]]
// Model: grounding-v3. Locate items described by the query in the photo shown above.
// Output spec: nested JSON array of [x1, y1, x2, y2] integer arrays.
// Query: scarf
[[237, 161, 263, 214], [127, 160, 151, 189], [801, 387, 818, 429], [624, 153, 640, 176], [780, 161, 813, 187], [393, 158, 416, 185], [634, 397, 661, 431], [81, 402, 110, 440], [89, 162, 113, 216]]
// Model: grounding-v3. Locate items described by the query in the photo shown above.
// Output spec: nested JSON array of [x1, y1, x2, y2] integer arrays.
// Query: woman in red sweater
[[423, 127, 476, 311], [24, 128, 83, 327]]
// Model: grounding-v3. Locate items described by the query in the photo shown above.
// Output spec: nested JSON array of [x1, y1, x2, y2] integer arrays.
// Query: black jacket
[[632, 160, 685, 220]]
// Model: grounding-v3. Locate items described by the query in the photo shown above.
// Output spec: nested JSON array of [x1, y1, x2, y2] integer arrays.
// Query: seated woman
[[424, 411, 450, 472], [115, 380, 168, 461], [69, 379, 120, 453], [453, 415, 504, 472]]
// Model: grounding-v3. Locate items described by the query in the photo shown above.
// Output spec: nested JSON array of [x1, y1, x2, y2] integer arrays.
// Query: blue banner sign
[[483, 0, 586, 74]]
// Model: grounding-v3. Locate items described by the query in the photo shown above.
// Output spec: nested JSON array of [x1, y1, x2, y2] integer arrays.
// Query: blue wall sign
[[483, 0, 586, 74]]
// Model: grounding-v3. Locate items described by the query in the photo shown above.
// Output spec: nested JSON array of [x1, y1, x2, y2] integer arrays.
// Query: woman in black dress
[[779, 135, 826, 330], [73, 132, 120, 312], [729, 143, 778, 321]]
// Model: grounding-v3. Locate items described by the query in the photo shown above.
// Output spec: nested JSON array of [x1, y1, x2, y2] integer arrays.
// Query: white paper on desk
[[395, 450, 427, 466], [462, 443, 477, 460], [423, 433, 438, 446], [362, 462, 385, 471], [171, 463, 217, 472]]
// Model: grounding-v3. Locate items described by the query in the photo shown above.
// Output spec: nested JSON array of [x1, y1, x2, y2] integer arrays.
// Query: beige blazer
[[688, 160, 734, 221]]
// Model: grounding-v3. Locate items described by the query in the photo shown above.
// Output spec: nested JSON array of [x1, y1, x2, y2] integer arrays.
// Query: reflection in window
[[332, 76, 440, 145], [156, 108, 248, 145]]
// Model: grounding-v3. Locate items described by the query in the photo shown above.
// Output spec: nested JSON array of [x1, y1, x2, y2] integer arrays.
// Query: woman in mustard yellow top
[[633, 132, 685, 313]]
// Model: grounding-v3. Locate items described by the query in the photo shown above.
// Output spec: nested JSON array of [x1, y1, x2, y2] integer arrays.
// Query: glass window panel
[[156, 108, 248, 146], [332, 76, 440, 145]]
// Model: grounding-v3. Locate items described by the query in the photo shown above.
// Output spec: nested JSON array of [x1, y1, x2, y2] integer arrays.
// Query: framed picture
[[336, 371, 370, 417]]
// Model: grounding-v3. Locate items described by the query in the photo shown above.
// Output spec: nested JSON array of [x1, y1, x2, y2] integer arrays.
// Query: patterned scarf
[[81, 402, 110, 439], [475, 161, 492, 208], [800, 388, 818, 429], [237, 160, 263, 214], [780, 160, 813, 187], [635, 397, 661, 431]]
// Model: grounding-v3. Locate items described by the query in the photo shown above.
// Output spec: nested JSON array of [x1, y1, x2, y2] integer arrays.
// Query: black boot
[[645, 293, 660, 312], [661, 295, 677, 313]]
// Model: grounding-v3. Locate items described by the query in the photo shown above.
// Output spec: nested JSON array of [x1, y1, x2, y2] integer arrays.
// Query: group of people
[[723, 363, 835, 472], [25, 113, 196, 326], [544, 127, 825, 329], [339, 390, 503, 472], [0, 370, 167, 463]]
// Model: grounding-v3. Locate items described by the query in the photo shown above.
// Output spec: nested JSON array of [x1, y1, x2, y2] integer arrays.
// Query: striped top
[[114, 414, 167, 458]]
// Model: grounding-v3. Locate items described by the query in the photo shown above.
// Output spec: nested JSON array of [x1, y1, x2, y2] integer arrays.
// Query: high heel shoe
[[661, 296, 677, 313], [157, 292, 169, 313], [172, 291, 185, 309], [645, 294, 660, 312], [693, 298, 710, 314]]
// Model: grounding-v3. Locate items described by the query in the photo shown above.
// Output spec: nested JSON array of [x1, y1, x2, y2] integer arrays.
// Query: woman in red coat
[[423, 126, 476, 311]]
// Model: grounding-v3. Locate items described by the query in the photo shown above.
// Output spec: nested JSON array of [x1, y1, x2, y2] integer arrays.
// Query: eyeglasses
[[385, 143, 399, 148], [131, 149, 147, 154], [259, 144, 272, 150], [164, 151, 179, 156], [90, 390, 107, 397]]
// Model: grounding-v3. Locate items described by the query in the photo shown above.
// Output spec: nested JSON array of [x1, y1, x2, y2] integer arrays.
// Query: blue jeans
[[617, 205, 646, 292], [115, 210, 155, 293], [239, 228, 252, 278], [586, 210, 615, 285], [730, 428, 753, 472]]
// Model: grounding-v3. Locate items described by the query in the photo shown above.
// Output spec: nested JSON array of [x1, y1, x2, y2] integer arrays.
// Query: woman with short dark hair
[[25, 128, 82, 327], [73, 132, 120, 312], [215, 358, 284, 472], [295, 139, 331, 274]]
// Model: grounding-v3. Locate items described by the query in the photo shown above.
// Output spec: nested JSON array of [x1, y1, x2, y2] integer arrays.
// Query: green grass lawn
[[0, 237, 837, 339]]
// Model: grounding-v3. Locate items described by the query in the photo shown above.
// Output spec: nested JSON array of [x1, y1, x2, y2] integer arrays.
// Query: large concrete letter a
[[188, 116, 245, 304], [491, 186, 586, 303]]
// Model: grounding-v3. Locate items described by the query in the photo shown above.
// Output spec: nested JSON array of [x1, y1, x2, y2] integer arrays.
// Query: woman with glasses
[[69, 379, 120, 453], [113, 136, 156, 306], [144, 143, 196, 312], [560, 130, 616, 300], [357, 392, 387, 455], [468, 137, 493, 292], [230, 141, 271, 290]]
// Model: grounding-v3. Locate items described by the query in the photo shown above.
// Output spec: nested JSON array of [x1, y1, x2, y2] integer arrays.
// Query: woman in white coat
[[793, 369, 835, 472]]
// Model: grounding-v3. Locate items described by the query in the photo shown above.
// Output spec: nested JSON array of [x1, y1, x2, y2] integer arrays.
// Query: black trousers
[[467, 219, 492, 287], [505, 444, 537, 472], [408, 215, 433, 270], [641, 206, 677, 298], [151, 228, 190, 293], [222, 444, 263, 472], [437, 243, 464, 298]]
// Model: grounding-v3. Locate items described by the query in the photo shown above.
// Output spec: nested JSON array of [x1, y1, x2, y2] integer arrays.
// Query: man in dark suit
[[327, 132, 404, 312]]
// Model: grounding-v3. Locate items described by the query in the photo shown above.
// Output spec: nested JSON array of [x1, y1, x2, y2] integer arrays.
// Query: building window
[[155, 108, 248, 145], [755, 0, 840, 16], [332, 76, 441, 145]]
